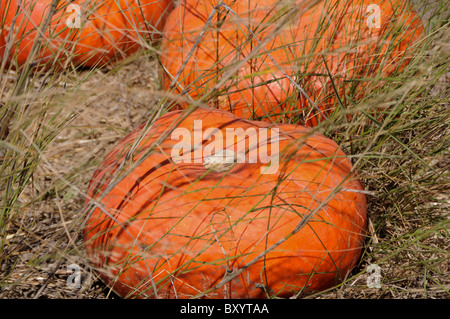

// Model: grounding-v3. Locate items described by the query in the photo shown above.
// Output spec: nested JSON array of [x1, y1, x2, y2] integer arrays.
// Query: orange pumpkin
[[160, 0, 424, 126], [83, 107, 367, 298], [0, 0, 174, 70]]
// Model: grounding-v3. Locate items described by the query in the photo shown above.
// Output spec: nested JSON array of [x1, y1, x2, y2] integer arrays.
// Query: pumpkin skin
[[0, 28, 6, 58], [160, 0, 424, 126], [0, 0, 174, 70], [83, 107, 367, 298], [0, 0, 69, 69]]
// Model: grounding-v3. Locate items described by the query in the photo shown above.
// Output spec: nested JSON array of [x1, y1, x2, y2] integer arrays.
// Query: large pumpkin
[[82, 107, 367, 298], [0, 0, 174, 69], [160, 0, 424, 126]]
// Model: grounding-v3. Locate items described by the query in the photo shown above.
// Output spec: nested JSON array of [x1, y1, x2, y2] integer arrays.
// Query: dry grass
[[0, 0, 449, 299], [0, 55, 160, 298]]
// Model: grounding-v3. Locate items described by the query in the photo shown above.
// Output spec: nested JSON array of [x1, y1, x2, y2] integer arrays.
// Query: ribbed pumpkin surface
[[83, 108, 367, 298]]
